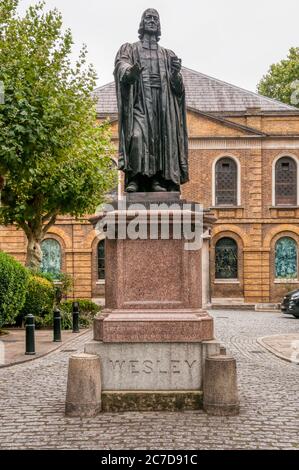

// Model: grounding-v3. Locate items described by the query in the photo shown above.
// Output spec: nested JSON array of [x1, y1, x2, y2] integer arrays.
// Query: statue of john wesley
[[114, 8, 189, 192]]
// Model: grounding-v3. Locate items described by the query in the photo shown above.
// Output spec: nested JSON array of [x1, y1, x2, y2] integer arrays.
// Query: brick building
[[1, 67, 299, 307]]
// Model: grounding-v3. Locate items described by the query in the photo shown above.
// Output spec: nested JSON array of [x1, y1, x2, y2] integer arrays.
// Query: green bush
[[60, 299, 101, 315], [43, 309, 73, 330], [51, 299, 101, 330], [54, 273, 73, 304], [38, 272, 73, 305], [0, 251, 29, 327], [35, 271, 73, 304], [32, 298, 100, 330], [21, 275, 55, 322]]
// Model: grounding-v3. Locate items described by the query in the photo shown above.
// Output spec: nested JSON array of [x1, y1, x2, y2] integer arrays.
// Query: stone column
[[203, 354, 239, 416], [65, 353, 102, 417], [202, 229, 211, 309]]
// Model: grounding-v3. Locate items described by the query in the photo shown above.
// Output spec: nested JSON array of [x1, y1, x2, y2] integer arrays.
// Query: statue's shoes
[[167, 182, 180, 192], [151, 181, 167, 192], [126, 181, 139, 192]]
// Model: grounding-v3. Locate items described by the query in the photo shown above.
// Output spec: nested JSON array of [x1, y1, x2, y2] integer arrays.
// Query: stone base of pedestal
[[84, 339, 221, 412], [101, 390, 203, 412]]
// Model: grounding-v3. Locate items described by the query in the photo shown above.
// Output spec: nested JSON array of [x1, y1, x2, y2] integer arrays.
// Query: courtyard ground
[[0, 328, 88, 366], [0, 310, 298, 450]]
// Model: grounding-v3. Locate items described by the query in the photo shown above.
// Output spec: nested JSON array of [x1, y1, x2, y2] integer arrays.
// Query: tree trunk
[[25, 233, 43, 271], [0, 175, 5, 190], [22, 212, 57, 272]]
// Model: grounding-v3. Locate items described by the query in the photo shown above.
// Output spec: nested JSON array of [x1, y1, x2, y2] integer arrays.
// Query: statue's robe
[[114, 40, 189, 186]]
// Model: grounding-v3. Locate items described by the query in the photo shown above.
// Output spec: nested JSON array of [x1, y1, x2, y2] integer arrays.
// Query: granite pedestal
[[86, 193, 219, 411]]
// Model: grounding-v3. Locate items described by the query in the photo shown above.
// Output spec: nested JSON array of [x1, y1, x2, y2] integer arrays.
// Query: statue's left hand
[[171, 57, 182, 74]]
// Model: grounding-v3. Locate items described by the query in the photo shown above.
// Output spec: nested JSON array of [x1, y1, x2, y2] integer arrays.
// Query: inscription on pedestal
[[85, 341, 202, 391], [109, 359, 197, 375]]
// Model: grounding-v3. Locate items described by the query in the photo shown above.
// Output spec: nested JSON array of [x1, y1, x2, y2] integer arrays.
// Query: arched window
[[215, 237, 238, 279], [41, 239, 61, 276], [275, 157, 297, 206], [97, 239, 105, 280], [215, 157, 237, 206], [275, 237, 297, 279]]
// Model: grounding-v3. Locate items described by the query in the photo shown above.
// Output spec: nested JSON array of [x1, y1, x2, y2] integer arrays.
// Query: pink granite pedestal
[[94, 310, 213, 343], [85, 194, 219, 411]]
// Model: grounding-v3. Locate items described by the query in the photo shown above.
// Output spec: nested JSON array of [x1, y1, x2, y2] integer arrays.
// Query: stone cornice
[[188, 137, 299, 149]]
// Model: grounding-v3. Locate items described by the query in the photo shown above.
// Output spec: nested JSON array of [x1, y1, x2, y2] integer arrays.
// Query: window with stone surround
[[275, 237, 297, 279], [215, 237, 238, 279], [97, 239, 105, 280], [275, 157, 297, 206], [215, 157, 237, 206], [40, 238, 61, 277]]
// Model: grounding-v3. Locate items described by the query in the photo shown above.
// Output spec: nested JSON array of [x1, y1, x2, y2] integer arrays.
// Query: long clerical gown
[[114, 41, 189, 186]]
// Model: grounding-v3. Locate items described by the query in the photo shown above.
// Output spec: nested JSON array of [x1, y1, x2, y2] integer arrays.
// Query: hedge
[[0, 251, 29, 327], [21, 275, 55, 323], [60, 299, 101, 315], [43, 299, 101, 329]]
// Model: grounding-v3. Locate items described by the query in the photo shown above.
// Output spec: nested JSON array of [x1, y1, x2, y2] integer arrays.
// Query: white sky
[[18, 0, 299, 92]]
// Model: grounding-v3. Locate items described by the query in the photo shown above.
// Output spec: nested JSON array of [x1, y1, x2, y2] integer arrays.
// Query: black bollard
[[72, 301, 80, 333], [53, 307, 62, 342], [25, 314, 35, 355]]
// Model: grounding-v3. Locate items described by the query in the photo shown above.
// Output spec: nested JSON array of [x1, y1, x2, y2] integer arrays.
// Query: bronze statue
[[114, 8, 189, 193]]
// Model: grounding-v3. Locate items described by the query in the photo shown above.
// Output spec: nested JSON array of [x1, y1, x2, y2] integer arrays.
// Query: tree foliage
[[257, 47, 299, 107], [0, 0, 117, 269]]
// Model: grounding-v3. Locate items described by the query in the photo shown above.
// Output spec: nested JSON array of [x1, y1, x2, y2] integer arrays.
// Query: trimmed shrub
[[21, 275, 55, 324], [53, 273, 73, 304], [60, 299, 101, 316], [43, 309, 73, 330], [0, 251, 29, 327], [36, 271, 73, 304], [43, 299, 101, 330], [61, 299, 101, 329]]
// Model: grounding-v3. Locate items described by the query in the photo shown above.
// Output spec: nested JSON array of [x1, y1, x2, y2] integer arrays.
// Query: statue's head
[[138, 8, 161, 41]]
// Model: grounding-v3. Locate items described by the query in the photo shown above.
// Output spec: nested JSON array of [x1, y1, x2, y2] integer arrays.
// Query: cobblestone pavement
[[0, 310, 298, 450]]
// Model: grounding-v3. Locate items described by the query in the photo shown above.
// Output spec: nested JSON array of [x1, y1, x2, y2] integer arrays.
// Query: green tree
[[0, 1, 116, 270], [257, 47, 299, 107]]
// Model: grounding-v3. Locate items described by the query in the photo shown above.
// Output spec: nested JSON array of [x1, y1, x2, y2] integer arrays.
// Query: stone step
[[211, 297, 245, 305], [210, 304, 256, 311], [211, 298, 255, 310], [255, 303, 280, 312]]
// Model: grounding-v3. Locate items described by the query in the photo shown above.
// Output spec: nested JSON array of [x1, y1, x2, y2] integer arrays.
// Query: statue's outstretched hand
[[127, 63, 144, 82]]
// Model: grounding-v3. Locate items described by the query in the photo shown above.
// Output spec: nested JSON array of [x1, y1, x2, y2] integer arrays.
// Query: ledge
[[269, 206, 299, 209], [274, 279, 299, 284], [210, 206, 244, 210], [214, 279, 240, 284]]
